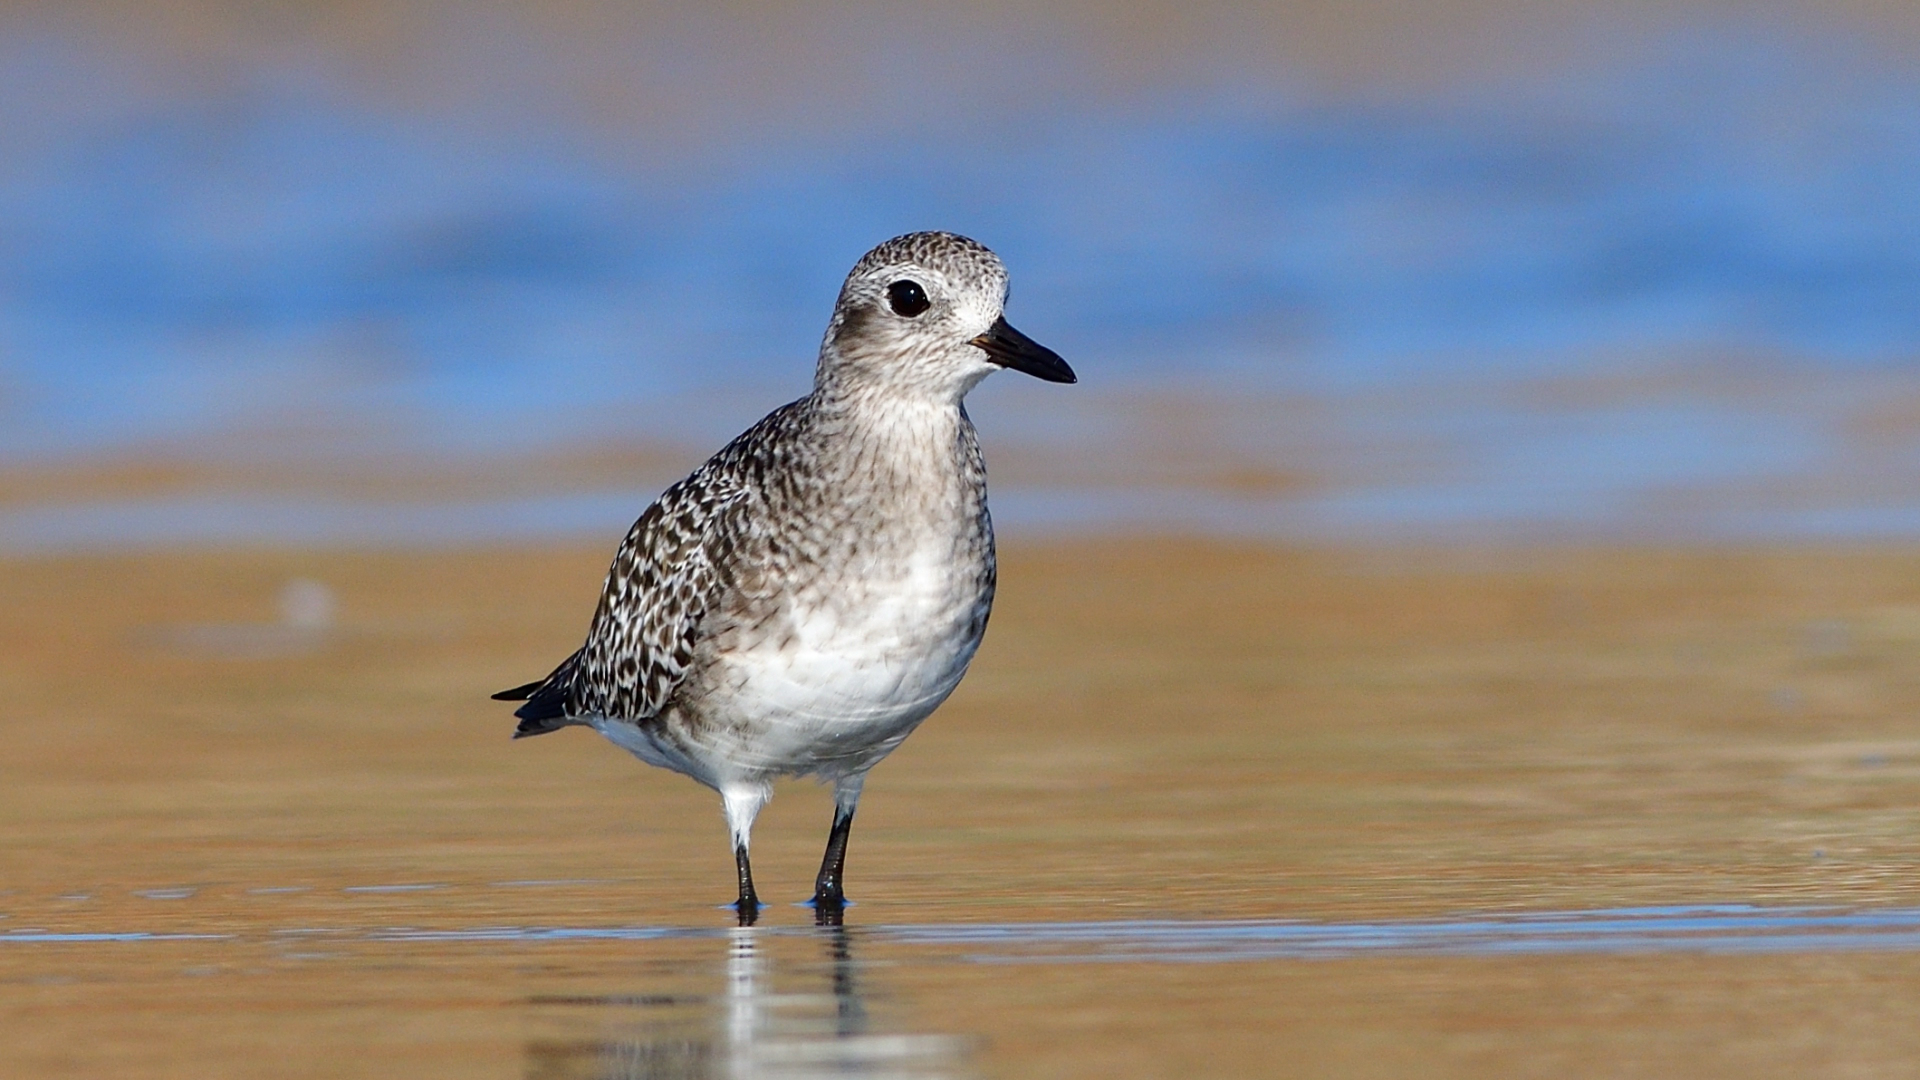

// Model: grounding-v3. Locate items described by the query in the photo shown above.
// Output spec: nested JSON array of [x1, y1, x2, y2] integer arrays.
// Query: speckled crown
[[843, 231, 1006, 293]]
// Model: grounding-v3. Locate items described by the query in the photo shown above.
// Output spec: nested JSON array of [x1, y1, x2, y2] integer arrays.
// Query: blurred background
[[11, 10, 1920, 1073], [2, 0, 1918, 548]]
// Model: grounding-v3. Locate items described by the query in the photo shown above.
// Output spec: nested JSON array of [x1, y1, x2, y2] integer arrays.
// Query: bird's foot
[[733, 895, 762, 927], [806, 887, 850, 926], [809, 895, 847, 927]]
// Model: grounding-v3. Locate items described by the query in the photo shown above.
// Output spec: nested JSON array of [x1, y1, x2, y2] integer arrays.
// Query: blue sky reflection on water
[[1, 13, 1917, 541], [13, 904, 1920, 961]]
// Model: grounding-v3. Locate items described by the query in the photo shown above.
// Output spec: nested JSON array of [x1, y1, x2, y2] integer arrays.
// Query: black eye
[[886, 279, 931, 317]]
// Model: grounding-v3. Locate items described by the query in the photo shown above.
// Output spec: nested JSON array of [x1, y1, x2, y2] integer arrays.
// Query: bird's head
[[818, 231, 1075, 401]]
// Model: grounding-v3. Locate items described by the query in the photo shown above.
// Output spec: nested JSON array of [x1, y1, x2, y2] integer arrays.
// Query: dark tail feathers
[[493, 650, 583, 739], [491, 680, 543, 702]]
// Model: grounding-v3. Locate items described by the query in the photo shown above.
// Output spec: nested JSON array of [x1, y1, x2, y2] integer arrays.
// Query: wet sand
[[6, 539, 1920, 1076]]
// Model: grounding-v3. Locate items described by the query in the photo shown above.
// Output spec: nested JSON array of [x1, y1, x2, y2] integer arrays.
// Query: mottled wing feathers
[[568, 464, 747, 722], [496, 403, 799, 736]]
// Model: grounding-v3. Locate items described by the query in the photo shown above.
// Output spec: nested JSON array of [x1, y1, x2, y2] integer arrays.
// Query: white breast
[[703, 537, 987, 778]]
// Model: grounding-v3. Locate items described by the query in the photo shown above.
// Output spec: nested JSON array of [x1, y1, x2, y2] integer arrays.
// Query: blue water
[[11, 905, 1920, 961], [1, 17, 1917, 540]]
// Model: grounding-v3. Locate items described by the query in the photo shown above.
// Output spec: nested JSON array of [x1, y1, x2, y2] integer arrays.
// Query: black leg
[[811, 804, 856, 913], [735, 842, 760, 926]]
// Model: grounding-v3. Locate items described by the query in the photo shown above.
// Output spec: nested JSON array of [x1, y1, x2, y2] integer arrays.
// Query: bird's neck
[[812, 379, 966, 448], [797, 379, 981, 501]]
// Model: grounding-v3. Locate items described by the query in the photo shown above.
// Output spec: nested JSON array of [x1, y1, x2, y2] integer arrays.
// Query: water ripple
[[13, 905, 1920, 960]]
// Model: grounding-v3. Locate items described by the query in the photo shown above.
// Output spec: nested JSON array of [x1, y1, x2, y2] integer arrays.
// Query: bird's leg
[[734, 843, 760, 926], [810, 809, 854, 909], [811, 775, 864, 917], [722, 784, 771, 926]]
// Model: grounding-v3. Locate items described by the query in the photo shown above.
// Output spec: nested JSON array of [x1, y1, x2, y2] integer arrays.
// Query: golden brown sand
[[6, 540, 1920, 1076]]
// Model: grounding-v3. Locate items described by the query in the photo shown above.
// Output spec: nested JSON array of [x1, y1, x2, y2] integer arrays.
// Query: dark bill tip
[[971, 316, 1076, 384]]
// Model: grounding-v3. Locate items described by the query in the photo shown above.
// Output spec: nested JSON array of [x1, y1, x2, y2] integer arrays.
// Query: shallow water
[[10, 542, 1920, 1076], [13, 896, 1920, 1077], [24, 899, 1920, 956]]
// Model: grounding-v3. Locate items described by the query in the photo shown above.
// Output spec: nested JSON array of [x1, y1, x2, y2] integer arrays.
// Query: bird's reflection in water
[[525, 922, 970, 1079]]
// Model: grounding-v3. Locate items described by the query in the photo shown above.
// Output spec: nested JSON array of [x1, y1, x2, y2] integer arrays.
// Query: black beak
[[971, 316, 1076, 384]]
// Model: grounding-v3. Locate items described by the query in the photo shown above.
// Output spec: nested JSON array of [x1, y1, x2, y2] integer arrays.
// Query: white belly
[[696, 543, 987, 780]]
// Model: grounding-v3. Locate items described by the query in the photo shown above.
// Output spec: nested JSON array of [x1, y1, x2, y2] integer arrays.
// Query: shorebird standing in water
[[494, 232, 1075, 924]]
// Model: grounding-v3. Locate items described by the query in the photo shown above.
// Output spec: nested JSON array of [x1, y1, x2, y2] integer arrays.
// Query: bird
[[493, 231, 1075, 924]]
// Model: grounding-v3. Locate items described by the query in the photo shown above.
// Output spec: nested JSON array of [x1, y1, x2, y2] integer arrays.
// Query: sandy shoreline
[[8, 537, 1920, 1077], [6, 537, 1920, 924]]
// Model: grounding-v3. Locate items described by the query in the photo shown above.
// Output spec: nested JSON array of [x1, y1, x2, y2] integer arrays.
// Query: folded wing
[[493, 459, 752, 739]]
